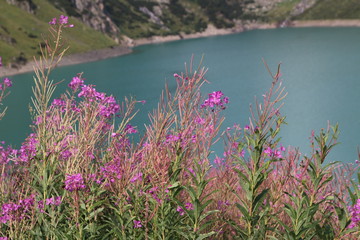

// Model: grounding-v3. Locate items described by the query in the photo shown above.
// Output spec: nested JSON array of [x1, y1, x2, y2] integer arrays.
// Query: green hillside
[[265, 0, 302, 22], [297, 0, 360, 20], [0, 0, 115, 66]]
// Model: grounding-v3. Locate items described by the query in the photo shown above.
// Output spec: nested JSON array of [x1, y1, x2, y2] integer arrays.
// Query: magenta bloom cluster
[[0, 78, 12, 91], [12, 134, 38, 163], [0, 134, 39, 164], [133, 220, 142, 228], [68, 76, 84, 91], [0, 141, 13, 164], [64, 173, 86, 192], [201, 91, 229, 109], [37, 196, 62, 214], [49, 15, 74, 28], [0, 195, 62, 224], [264, 145, 286, 159], [348, 199, 360, 228], [0, 197, 34, 224], [54, 75, 121, 119], [78, 85, 120, 118], [176, 202, 194, 216]]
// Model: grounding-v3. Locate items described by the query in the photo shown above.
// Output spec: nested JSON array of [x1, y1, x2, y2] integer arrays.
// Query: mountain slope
[[2, 0, 360, 68], [0, 0, 116, 67]]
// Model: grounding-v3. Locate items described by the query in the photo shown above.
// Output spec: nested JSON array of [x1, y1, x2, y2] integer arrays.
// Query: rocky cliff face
[[291, 0, 317, 16], [6, 0, 37, 13], [51, 0, 120, 42]]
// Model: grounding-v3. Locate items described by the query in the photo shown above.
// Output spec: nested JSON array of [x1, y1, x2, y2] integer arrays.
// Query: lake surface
[[1, 27, 360, 164]]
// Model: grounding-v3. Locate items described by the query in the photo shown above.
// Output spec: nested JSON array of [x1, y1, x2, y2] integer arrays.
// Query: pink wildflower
[[78, 85, 98, 100], [125, 124, 138, 134], [133, 220, 142, 228], [264, 145, 285, 159], [194, 117, 205, 125], [99, 96, 120, 118], [177, 206, 185, 216], [165, 134, 180, 143], [68, 75, 84, 91], [185, 202, 193, 210], [49, 15, 74, 27], [201, 91, 229, 109], [64, 173, 86, 192], [49, 18, 57, 25], [52, 98, 66, 107], [348, 199, 360, 228], [264, 147, 272, 155], [130, 172, 143, 183], [214, 156, 225, 166], [59, 15, 68, 25], [3, 78, 12, 87], [13, 133, 38, 163]]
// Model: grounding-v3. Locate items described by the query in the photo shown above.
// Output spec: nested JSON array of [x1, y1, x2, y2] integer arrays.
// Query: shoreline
[[2, 19, 360, 78], [0, 46, 133, 77]]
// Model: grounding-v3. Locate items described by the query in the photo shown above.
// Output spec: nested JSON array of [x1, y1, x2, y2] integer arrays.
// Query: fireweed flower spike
[[68, 75, 84, 91], [59, 15, 68, 25], [201, 90, 229, 110], [3, 78, 12, 87], [49, 17, 57, 25], [49, 15, 74, 28], [64, 173, 86, 192], [348, 199, 360, 228]]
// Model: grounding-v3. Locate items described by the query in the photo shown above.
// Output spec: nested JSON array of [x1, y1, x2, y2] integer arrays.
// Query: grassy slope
[[265, 0, 302, 22], [0, 0, 115, 66], [297, 0, 360, 20]]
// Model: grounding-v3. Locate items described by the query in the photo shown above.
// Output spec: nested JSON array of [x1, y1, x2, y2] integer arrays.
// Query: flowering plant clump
[[0, 15, 359, 239]]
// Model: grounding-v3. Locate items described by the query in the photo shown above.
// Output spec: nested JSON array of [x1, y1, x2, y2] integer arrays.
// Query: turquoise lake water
[[1, 27, 360, 164]]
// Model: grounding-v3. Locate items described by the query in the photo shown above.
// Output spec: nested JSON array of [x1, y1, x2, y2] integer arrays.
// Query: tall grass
[[0, 16, 359, 240]]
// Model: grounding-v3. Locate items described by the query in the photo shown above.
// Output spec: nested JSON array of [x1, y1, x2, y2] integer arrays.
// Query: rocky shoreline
[[1, 19, 360, 78]]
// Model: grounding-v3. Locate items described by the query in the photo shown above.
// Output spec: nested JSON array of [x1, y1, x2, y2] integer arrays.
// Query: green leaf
[[196, 231, 216, 240], [88, 207, 104, 220], [184, 185, 197, 201], [335, 206, 350, 230], [253, 188, 269, 213], [199, 210, 219, 223], [236, 203, 250, 220]]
